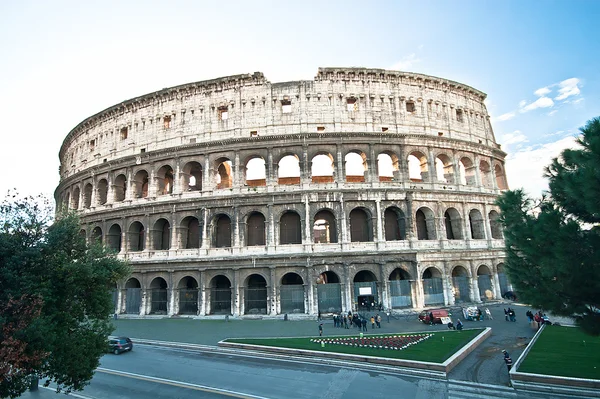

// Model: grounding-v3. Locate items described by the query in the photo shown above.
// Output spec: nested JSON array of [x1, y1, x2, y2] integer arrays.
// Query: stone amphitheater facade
[[55, 67, 511, 318]]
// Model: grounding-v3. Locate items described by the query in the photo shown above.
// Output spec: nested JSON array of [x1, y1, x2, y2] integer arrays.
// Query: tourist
[[319, 323, 323, 336], [502, 350, 513, 371], [456, 319, 463, 331], [370, 315, 375, 329], [376, 314, 382, 328]]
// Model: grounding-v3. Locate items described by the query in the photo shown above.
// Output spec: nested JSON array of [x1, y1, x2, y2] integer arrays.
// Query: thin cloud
[[520, 96, 554, 113], [499, 130, 528, 150], [493, 112, 516, 122], [547, 110, 558, 116], [390, 53, 421, 71], [555, 78, 581, 101], [534, 87, 551, 97]]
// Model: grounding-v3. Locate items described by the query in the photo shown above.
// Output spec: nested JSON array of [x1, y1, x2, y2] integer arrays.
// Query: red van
[[419, 309, 449, 324]]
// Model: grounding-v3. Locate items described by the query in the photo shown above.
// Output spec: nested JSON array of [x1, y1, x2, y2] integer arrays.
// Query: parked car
[[108, 337, 133, 355], [418, 309, 449, 324]]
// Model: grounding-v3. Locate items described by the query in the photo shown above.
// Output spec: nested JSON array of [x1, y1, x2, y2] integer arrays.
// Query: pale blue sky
[[1, 1, 598, 199]]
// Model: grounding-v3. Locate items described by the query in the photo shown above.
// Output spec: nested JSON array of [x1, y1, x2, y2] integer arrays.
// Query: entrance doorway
[[358, 295, 375, 311]]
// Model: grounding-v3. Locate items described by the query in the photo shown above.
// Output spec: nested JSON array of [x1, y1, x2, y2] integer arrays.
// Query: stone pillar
[[442, 263, 453, 306], [90, 178, 97, 208], [269, 267, 277, 316], [378, 262, 389, 309], [427, 147, 436, 183], [307, 268, 315, 315], [202, 208, 210, 248], [414, 277, 424, 309], [203, 158, 211, 191], [168, 287, 176, 316], [366, 144, 375, 184], [148, 166, 157, 198], [233, 151, 241, 187], [233, 206, 240, 248], [375, 198, 383, 243], [170, 213, 179, 250], [267, 204, 275, 249], [470, 261, 481, 303], [173, 159, 181, 194], [301, 144, 310, 185], [335, 145, 344, 184], [232, 269, 240, 317], [106, 174, 114, 205], [474, 155, 482, 188], [267, 148, 275, 186], [125, 168, 133, 201], [344, 265, 353, 313], [492, 269, 501, 300], [199, 270, 206, 316]]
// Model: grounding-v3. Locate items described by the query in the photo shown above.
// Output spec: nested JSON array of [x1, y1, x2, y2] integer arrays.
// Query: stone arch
[[416, 207, 436, 240], [97, 179, 108, 205], [435, 153, 454, 183], [316, 270, 342, 313], [313, 209, 337, 244], [177, 276, 198, 315], [377, 151, 399, 182], [422, 266, 444, 305], [244, 274, 267, 315], [479, 160, 492, 188], [451, 265, 470, 302], [209, 275, 232, 315], [349, 207, 373, 242], [279, 210, 302, 245], [124, 277, 142, 314], [133, 170, 149, 198], [495, 164, 509, 190], [489, 210, 503, 239], [152, 218, 171, 250], [245, 156, 266, 186], [497, 262, 510, 295], [91, 226, 102, 244], [72, 186, 80, 209], [156, 165, 174, 196], [407, 150, 428, 181], [128, 221, 145, 252], [384, 206, 406, 241], [180, 216, 201, 249], [277, 154, 301, 185], [83, 183, 93, 209], [246, 211, 266, 246], [477, 264, 494, 300], [459, 157, 475, 185], [113, 174, 127, 202], [213, 214, 232, 248], [311, 153, 334, 184], [344, 151, 367, 183], [354, 269, 379, 311], [389, 267, 413, 308], [149, 277, 168, 314], [107, 223, 122, 252], [64, 191, 71, 210], [280, 272, 305, 314], [469, 209, 485, 239], [444, 207, 463, 240], [215, 157, 233, 189], [182, 161, 202, 191]]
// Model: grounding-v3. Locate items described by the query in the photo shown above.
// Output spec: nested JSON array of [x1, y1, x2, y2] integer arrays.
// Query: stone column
[[307, 268, 315, 315], [199, 270, 206, 316], [344, 264, 353, 313], [492, 269, 501, 300], [267, 148, 275, 186], [378, 262, 389, 309], [203, 157, 211, 191], [232, 269, 240, 317], [375, 198, 383, 243], [168, 287, 176, 316], [233, 151, 241, 187], [339, 194, 348, 244], [427, 147, 436, 183], [125, 168, 133, 201], [269, 267, 277, 316], [170, 212, 179, 250], [233, 206, 240, 248], [202, 208, 210, 248], [442, 262, 454, 306], [335, 145, 344, 184], [173, 159, 181, 194], [474, 155, 482, 188], [366, 144, 376, 184]]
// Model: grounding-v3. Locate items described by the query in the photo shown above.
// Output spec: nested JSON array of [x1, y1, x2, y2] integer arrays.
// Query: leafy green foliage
[[497, 117, 600, 336], [0, 192, 130, 398]]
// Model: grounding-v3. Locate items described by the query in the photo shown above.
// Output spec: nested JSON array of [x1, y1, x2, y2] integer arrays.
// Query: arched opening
[[311, 153, 334, 184], [215, 159, 232, 189], [477, 265, 494, 300], [280, 211, 301, 244], [244, 274, 267, 315], [459, 157, 475, 185], [149, 277, 168, 314], [91, 226, 102, 244], [344, 151, 366, 183], [128, 221, 145, 252], [107, 224, 122, 252], [177, 276, 198, 315], [497, 263, 510, 296], [384, 207, 406, 241], [389, 268, 412, 308], [182, 161, 203, 191], [83, 183, 93, 209], [278, 154, 300, 185], [489, 210, 503, 239], [313, 210, 337, 244], [422, 267, 444, 305], [407, 151, 428, 181], [114, 174, 127, 202], [495, 164, 509, 190], [64, 192, 71, 210], [180, 216, 201, 249], [214, 214, 232, 248], [416, 207, 436, 240], [97, 179, 108, 205], [451, 266, 470, 302], [469, 209, 485, 239], [210, 275, 231, 315], [479, 160, 492, 189], [435, 154, 454, 183], [72, 187, 80, 209], [124, 278, 141, 314], [156, 165, 174, 195], [133, 170, 149, 198], [245, 157, 266, 187], [152, 218, 171, 250], [316, 271, 342, 313], [246, 212, 266, 246], [377, 152, 398, 182], [280, 273, 305, 314], [444, 208, 463, 240], [354, 270, 378, 312], [349, 208, 372, 242]]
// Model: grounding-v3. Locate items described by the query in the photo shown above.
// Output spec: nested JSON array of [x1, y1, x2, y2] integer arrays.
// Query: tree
[[0, 193, 130, 398], [497, 117, 600, 336]]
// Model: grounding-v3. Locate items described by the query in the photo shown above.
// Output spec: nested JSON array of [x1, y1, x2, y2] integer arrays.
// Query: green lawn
[[519, 325, 600, 379], [224, 328, 483, 363]]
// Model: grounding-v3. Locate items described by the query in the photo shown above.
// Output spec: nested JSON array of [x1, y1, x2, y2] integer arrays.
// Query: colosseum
[[55, 67, 511, 318]]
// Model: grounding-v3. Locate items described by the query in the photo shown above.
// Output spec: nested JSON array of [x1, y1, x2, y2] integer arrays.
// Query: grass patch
[[224, 328, 483, 363], [519, 325, 600, 379]]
